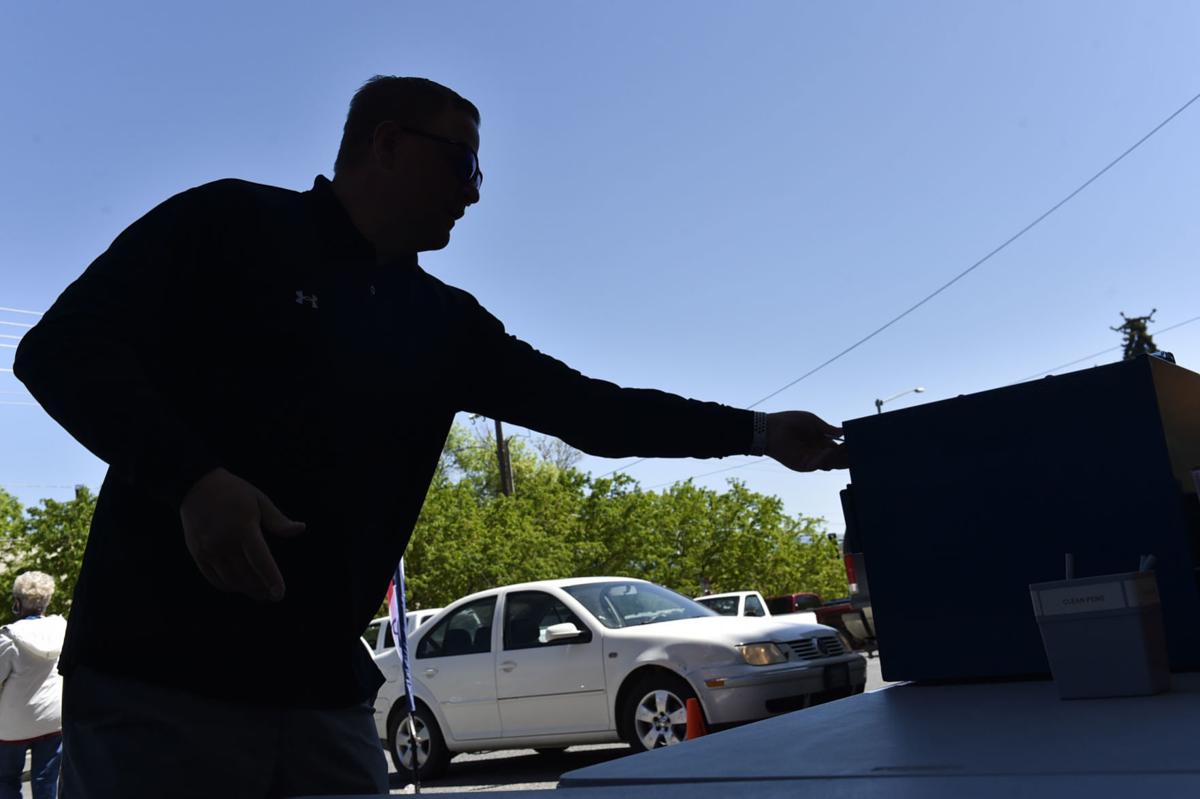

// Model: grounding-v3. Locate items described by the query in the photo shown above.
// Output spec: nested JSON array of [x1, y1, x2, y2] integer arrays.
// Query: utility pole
[[494, 418, 515, 496]]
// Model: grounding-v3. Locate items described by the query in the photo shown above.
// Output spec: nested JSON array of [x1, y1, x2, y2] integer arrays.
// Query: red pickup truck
[[765, 592, 875, 655]]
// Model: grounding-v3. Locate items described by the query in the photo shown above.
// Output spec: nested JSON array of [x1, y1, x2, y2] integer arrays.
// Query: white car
[[362, 608, 444, 653], [406, 607, 443, 635], [364, 576, 866, 779]]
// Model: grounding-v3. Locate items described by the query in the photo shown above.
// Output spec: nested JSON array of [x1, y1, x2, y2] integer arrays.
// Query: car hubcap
[[396, 715, 430, 770], [633, 689, 688, 749]]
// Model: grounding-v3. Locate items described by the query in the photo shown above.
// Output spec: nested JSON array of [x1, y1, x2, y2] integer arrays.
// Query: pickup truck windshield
[[564, 581, 716, 628]]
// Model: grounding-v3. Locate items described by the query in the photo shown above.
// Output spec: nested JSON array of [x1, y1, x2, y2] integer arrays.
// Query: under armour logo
[[295, 290, 319, 309]]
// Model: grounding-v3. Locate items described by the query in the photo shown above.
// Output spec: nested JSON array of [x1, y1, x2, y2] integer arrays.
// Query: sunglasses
[[398, 126, 483, 191]]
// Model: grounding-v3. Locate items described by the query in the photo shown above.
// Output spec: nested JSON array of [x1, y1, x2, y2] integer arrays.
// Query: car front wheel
[[622, 673, 698, 753], [387, 702, 450, 781]]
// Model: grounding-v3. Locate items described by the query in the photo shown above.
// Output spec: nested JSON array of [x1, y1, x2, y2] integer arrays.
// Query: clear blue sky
[[3, 2, 1199, 536]]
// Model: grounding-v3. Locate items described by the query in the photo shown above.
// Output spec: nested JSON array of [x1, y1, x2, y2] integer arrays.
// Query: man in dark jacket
[[15, 76, 846, 798]]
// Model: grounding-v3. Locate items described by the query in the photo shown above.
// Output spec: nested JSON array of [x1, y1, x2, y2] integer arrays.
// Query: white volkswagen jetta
[[365, 576, 866, 779]]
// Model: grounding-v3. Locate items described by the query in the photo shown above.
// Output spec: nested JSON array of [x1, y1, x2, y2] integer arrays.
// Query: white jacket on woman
[[0, 614, 67, 741]]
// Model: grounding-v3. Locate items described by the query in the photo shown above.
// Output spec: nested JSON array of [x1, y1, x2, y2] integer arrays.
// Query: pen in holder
[[1029, 553, 1169, 699]]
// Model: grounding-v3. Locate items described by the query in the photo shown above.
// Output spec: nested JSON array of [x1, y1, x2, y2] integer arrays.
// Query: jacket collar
[[305, 175, 418, 271]]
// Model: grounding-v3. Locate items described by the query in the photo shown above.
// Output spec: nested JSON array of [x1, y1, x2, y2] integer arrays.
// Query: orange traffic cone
[[685, 697, 708, 740]]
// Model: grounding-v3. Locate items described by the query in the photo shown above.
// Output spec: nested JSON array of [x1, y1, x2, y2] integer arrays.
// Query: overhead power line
[[1, 483, 82, 489], [644, 458, 763, 490], [629, 311, 1200, 491], [746, 88, 1200, 409], [0, 309, 43, 361], [1011, 313, 1200, 384], [600, 88, 1200, 480]]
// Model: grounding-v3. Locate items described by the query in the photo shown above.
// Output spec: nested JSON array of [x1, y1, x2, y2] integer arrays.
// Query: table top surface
[[300, 773, 1200, 799], [560, 674, 1200, 786]]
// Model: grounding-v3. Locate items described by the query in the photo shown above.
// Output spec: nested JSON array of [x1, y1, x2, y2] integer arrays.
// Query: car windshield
[[564, 581, 717, 628]]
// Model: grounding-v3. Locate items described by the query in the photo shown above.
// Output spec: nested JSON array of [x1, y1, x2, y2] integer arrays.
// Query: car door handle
[[499, 661, 517, 673], [423, 668, 438, 678]]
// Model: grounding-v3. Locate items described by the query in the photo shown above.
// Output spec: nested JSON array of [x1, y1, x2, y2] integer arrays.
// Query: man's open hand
[[765, 411, 849, 471], [179, 468, 305, 601]]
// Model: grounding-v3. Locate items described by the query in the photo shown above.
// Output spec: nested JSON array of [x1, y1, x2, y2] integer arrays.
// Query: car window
[[767, 594, 820, 614], [564, 581, 716, 629], [696, 596, 739, 616], [362, 620, 383, 651], [796, 595, 822, 610], [765, 597, 790, 614], [503, 591, 592, 650], [382, 620, 395, 650], [417, 597, 496, 659], [744, 595, 766, 617], [408, 609, 441, 634]]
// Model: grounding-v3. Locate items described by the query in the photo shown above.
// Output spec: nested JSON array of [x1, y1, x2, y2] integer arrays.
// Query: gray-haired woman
[[0, 571, 67, 799]]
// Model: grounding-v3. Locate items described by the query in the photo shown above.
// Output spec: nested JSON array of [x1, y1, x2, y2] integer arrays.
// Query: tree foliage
[[402, 425, 846, 610], [0, 485, 95, 620], [1112, 310, 1159, 361]]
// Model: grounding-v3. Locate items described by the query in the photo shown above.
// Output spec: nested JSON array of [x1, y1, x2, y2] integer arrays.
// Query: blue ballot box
[[842, 355, 1200, 683]]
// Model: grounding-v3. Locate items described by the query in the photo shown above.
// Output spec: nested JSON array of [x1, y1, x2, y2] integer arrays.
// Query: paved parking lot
[[387, 652, 894, 794]]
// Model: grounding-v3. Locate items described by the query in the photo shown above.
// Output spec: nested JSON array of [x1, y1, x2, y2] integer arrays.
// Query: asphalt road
[[386, 652, 895, 794]]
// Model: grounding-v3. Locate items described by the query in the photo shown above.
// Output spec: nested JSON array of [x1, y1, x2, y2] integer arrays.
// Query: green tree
[[404, 427, 587, 608], [0, 488, 27, 579], [1, 485, 94, 619], [1112, 310, 1159, 360], [399, 424, 844, 611]]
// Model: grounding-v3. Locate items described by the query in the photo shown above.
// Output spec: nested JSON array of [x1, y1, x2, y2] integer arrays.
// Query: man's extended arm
[[455, 299, 845, 471]]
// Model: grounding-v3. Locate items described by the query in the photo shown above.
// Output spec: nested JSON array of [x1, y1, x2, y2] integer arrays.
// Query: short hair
[[334, 76, 481, 174], [13, 571, 54, 614]]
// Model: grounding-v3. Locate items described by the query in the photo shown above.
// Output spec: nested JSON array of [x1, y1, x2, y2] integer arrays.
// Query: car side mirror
[[544, 622, 584, 642]]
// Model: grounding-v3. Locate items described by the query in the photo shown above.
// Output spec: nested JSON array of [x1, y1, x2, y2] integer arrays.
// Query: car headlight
[[736, 642, 788, 666]]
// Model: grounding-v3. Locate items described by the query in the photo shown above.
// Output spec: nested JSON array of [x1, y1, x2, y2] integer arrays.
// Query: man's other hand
[[179, 468, 306, 601], [765, 411, 849, 471]]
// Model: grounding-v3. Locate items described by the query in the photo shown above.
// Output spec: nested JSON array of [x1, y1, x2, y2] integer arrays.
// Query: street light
[[874, 386, 925, 415]]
